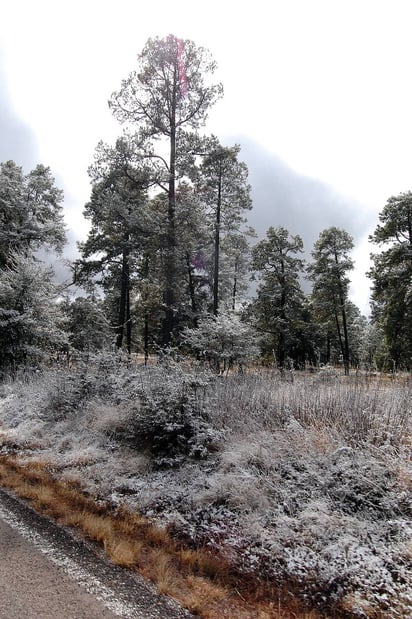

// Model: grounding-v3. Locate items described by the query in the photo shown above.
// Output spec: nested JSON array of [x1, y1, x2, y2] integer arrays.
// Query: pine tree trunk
[[337, 275, 350, 375], [186, 251, 198, 325], [163, 87, 177, 346], [213, 164, 222, 316], [231, 274, 237, 311], [116, 247, 129, 350], [144, 312, 149, 366], [126, 279, 131, 355]]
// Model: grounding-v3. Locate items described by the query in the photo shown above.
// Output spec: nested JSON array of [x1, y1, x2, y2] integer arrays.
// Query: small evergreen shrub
[[125, 362, 221, 467]]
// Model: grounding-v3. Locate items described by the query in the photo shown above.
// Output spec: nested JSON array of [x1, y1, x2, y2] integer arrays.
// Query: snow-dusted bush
[[182, 312, 259, 373], [2, 355, 222, 468], [37, 352, 128, 421], [1, 363, 411, 617], [172, 426, 411, 617], [0, 252, 67, 375], [122, 361, 222, 467]]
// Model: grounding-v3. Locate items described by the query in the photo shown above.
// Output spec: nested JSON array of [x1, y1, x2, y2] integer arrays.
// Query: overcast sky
[[2, 0, 412, 314]]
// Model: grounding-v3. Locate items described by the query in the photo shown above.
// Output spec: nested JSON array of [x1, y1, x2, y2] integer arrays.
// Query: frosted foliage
[[0, 360, 411, 618], [182, 312, 259, 372], [0, 252, 67, 372]]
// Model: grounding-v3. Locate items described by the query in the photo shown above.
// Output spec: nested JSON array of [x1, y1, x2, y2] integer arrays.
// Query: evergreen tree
[[109, 35, 222, 344], [0, 160, 65, 268], [64, 295, 111, 352], [174, 182, 210, 325], [76, 138, 151, 353], [250, 227, 306, 367], [220, 230, 255, 311], [368, 191, 412, 369], [345, 301, 369, 368], [0, 160, 66, 373], [196, 138, 252, 315], [308, 227, 354, 375], [0, 252, 67, 373]]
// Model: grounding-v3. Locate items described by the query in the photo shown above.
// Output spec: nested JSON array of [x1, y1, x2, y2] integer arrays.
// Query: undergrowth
[[0, 456, 321, 619], [0, 356, 410, 618]]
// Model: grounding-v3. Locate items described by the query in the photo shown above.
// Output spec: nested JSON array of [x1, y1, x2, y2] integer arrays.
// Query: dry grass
[[3, 367, 408, 617], [150, 548, 176, 593], [107, 538, 143, 567], [81, 512, 114, 544], [0, 455, 328, 619], [183, 576, 228, 615]]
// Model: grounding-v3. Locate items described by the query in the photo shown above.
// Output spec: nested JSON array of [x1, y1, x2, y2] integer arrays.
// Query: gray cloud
[[0, 56, 75, 285], [0, 52, 39, 169], [232, 135, 371, 254]]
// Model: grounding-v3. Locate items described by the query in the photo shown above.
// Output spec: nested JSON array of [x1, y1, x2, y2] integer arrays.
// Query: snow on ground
[[0, 358, 411, 618]]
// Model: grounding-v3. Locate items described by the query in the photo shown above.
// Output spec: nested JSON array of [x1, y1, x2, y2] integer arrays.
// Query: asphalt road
[[0, 487, 193, 619]]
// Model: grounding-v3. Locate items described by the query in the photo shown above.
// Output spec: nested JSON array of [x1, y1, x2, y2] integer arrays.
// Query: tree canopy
[[368, 192, 412, 369], [0, 161, 66, 374], [0, 252, 67, 373], [249, 226, 307, 367], [5, 35, 411, 375], [307, 227, 354, 375], [0, 160, 65, 267], [109, 35, 223, 344]]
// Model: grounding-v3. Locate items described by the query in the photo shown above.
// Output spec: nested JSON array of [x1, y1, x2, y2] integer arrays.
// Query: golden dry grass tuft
[[183, 575, 228, 615], [149, 548, 176, 594], [145, 522, 171, 547], [0, 455, 329, 618], [107, 538, 143, 567], [196, 551, 229, 580], [80, 512, 114, 544]]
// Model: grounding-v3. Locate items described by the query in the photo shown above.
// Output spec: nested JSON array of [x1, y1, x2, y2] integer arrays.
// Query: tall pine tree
[[368, 191, 412, 369], [109, 35, 222, 344]]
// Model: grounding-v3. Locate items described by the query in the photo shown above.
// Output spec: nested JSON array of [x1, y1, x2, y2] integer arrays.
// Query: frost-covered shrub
[[182, 312, 259, 373], [40, 351, 133, 420], [0, 252, 68, 376], [40, 370, 95, 421], [122, 362, 221, 467], [2, 361, 411, 618], [173, 427, 412, 617]]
